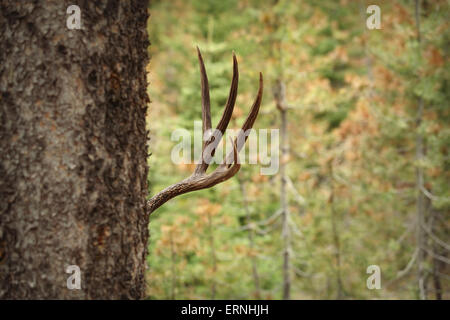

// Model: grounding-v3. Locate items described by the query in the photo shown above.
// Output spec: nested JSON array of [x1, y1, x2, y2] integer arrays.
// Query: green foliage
[[146, 0, 449, 299]]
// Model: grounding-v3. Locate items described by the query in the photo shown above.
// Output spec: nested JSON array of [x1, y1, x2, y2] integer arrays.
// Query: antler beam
[[147, 48, 263, 215]]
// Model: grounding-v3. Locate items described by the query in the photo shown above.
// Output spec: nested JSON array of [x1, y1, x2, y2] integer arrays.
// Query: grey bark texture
[[0, 0, 150, 299]]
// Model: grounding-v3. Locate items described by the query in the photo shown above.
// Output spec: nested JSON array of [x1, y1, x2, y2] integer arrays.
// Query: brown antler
[[147, 48, 263, 215]]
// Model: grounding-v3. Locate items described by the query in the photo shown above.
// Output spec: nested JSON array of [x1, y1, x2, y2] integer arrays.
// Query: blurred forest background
[[145, 0, 449, 299]]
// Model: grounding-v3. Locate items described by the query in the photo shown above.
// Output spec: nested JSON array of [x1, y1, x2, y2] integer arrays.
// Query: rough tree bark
[[0, 0, 150, 299]]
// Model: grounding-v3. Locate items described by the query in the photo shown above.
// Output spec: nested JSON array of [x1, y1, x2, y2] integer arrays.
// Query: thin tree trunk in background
[[280, 107, 291, 300], [432, 253, 442, 300], [429, 208, 443, 300], [329, 162, 344, 299], [274, 80, 291, 300], [169, 230, 177, 300], [238, 177, 261, 299], [0, 1, 150, 299], [264, 0, 292, 300], [414, 0, 427, 300], [207, 211, 217, 299]]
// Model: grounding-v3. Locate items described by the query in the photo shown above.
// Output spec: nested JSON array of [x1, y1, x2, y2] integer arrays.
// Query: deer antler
[[147, 48, 263, 215]]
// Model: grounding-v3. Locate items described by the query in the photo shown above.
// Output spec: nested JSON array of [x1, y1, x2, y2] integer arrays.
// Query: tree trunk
[[414, 0, 427, 300], [0, 0, 150, 299], [238, 176, 261, 299], [280, 107, 291, 300], [273, 79, 291, 300]]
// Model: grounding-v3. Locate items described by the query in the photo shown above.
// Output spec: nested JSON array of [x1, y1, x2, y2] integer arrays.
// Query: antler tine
[[241, 73, 263, 134], [195, 47, 213, 175], [196, 47, 212, 135], [225, 72, 263, 164], [215, 52, 239, 135], [195, 50, 239, 174]]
